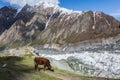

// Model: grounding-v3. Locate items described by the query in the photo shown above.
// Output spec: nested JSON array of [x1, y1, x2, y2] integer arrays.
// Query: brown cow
[[34, 57, 52, 71]]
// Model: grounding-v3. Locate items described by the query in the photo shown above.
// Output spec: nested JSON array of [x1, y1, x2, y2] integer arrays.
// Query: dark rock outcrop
[[0, 6, 17, 34]]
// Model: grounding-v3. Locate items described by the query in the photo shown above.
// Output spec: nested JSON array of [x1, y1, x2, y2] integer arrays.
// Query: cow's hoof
[[50, 69, 54, 72]]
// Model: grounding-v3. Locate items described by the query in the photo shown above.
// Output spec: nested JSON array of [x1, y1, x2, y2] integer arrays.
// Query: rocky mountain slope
[[0, 6, 17, 34], [0, 4, 120, 49]]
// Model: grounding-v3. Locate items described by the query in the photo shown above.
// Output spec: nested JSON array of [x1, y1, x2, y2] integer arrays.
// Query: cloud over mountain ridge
[[5, 0, 59, 7]]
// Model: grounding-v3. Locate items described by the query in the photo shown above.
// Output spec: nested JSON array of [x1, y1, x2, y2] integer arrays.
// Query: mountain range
[[0, 4, 120, 50]]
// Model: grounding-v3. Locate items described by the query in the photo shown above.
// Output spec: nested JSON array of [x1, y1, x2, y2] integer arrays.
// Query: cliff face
[[0, 6, 17, 34], [0, 5, 120, 49]]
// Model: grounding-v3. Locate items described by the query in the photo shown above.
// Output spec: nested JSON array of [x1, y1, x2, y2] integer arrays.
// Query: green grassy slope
[[0, 55, 119, 80], [0, 56, 61, 80]]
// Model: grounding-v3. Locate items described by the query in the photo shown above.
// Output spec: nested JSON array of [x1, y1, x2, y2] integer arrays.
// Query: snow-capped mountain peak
[[35, 1, 58, 8]]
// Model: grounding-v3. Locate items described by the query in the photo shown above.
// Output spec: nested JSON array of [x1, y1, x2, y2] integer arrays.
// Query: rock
[[0, 6, 17, 34], [2, 64, 7, 68]]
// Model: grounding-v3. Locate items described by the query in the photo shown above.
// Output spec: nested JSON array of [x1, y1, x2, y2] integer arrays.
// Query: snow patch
[[96, 12, 103, 18], [14, 8, 22, 18], [45, 14, 53, 29], [53, 6, 82, 15]]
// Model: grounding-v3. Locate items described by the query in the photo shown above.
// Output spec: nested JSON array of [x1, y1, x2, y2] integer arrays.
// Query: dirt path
[[44, 71, 82, 80], [44, 71, 113, 80]]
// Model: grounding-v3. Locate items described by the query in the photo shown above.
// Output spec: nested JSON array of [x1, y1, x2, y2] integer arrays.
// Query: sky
[[0, 0, 120, 19], [59, 0, 120, 19]]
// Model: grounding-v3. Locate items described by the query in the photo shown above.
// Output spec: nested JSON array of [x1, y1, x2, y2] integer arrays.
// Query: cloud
[[5, 0, 59, 7], [110, 13, 120, 17], [110, 10, 120, 17]]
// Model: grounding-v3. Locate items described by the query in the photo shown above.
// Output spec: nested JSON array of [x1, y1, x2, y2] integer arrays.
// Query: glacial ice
[[29, 47, 120, 78]]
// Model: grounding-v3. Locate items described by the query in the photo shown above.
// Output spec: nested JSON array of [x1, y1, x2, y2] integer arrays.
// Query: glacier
[[29, 47, 120, 78]]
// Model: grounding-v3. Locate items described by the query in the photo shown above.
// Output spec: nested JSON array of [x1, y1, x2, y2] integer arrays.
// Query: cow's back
[[34, 57, 50, 65]]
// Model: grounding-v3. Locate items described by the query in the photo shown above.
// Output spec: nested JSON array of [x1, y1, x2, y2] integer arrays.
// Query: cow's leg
[[44, 65, 47, 71], [35, 64, 38, 71], [47, 64, 51, 70]]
